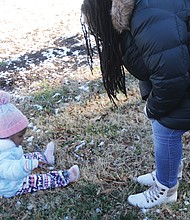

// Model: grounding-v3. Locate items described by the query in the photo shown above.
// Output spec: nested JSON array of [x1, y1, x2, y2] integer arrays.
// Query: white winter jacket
[[0, 139, 38, 198]]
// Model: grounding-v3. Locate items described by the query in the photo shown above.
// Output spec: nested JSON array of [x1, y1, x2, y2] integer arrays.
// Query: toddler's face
[[9, 128, 27, 146]]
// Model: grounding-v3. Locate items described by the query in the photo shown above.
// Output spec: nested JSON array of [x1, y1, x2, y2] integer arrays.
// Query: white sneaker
[[44, 141, 55, 165], [134, 161, 183, 186], [128, 179, 178, 209], [68, 165, 80, 183]]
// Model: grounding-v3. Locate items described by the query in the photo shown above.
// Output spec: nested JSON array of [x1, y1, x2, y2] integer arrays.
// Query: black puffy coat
[[119, 0, 190, 130]]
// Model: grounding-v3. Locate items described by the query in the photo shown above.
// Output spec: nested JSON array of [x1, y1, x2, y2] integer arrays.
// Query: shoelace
[[143, 185, 165, 203]]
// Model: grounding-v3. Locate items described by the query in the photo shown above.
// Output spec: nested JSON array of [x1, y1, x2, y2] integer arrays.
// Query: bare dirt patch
[[0, 0, 95, 95]]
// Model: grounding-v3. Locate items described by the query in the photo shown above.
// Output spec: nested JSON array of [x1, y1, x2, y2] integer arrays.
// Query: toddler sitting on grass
[[0, 90, 80, 198]]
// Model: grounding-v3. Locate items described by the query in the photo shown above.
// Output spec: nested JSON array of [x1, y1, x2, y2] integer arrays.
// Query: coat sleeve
[[139, 80, 152, 101], [132, 9, 190, 119], [120, 30, 151, 81], [0, 157, 39, 181]]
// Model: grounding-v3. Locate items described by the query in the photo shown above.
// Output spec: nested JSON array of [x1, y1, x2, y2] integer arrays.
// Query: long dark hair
[[81, 0, 127, 103]]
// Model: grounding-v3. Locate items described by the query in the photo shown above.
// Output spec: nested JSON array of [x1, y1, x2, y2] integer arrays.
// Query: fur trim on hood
[[111, 0, 135, 32]]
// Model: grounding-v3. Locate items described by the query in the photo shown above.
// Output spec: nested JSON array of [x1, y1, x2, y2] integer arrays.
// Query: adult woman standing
[[81, 0, 190, 209]]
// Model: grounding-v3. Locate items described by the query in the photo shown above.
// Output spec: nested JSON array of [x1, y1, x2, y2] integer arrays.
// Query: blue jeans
[[152, 120, 187, 188]]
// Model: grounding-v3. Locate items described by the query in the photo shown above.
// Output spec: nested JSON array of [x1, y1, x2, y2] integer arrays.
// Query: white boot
[[128, 179, 178, 209], [68, 165, 80, 183], [44, 141, 55, 165], [134, 161, 183, 186]]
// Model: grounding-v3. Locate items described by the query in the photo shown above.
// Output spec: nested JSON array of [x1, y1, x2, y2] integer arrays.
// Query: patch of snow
[[75, 95, 81, 102], [75, 141, 86, 151], [27, 136, 34, 143], [79, 85, 89, 92], [33, 104, 43, 111]]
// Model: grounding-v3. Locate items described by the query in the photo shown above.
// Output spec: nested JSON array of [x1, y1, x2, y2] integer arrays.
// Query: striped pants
[[16, 152, 70, 195]]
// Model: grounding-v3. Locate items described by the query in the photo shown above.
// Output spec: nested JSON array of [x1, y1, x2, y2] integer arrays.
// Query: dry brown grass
[[1, 1, 190, 219]]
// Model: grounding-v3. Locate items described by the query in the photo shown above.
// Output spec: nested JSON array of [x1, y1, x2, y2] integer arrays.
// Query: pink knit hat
[[0, 90, 29, 138]]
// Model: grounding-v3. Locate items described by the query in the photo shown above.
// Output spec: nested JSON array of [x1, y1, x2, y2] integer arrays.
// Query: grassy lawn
[[1, 1, 190, 219], [1, 71, 190, 220]]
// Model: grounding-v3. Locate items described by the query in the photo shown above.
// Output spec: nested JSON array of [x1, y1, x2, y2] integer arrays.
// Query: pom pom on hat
[[0, 90, 29, 138]]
